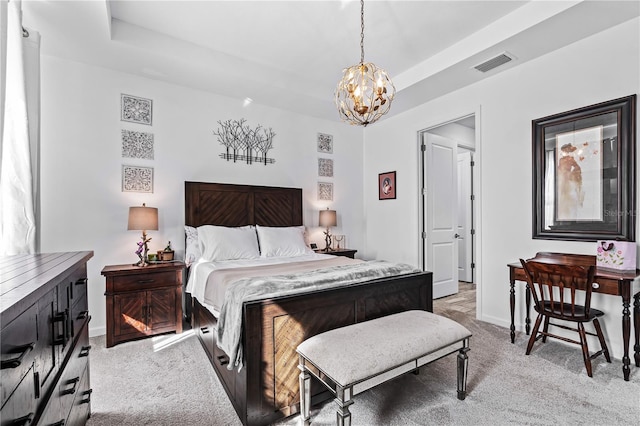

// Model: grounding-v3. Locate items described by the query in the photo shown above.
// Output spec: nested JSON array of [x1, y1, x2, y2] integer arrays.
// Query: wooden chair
[[519, 259, 611, 377]]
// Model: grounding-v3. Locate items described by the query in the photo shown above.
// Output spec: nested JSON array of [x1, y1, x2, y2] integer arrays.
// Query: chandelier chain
[[360, 0, 365, 64]]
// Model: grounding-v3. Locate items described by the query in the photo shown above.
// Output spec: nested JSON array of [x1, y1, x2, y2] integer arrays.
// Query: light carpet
[[86, 309, 639, 425]]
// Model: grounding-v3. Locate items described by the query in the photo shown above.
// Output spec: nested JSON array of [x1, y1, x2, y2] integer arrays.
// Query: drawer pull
[[217, 355, 229, 366], [53, 311, 69, 346], [80, 389, 93, 404], [79, 345, 92, 358], [77, 310, 89, 320], [1, 342, 35, 369], [592, 282, 600, 289], [61, 377, 80, 395], [200, 326, 210, 334], [34, 371, 40, 399], [137, 279, 155, 284], [9, 412, 34, 426], [75, 278, 88, 286]]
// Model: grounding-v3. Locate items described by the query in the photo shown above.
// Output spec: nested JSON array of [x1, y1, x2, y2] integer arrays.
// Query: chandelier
[[335, 0, 395, 126]]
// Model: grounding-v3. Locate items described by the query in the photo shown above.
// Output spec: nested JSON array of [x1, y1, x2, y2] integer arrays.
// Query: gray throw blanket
[[216, 260, 421, 370]]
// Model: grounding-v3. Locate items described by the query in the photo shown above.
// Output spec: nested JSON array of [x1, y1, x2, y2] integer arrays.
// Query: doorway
[[419, 114, 477, 307]]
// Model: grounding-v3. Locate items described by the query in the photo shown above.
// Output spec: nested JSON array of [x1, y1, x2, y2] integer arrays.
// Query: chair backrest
[[519, 259, 596, 320]]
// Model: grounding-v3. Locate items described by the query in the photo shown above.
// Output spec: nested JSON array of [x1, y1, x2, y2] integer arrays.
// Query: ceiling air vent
[[473, 52, 514, 73]]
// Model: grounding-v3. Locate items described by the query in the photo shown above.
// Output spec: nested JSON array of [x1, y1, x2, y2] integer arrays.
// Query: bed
[[184, 181, 433, 426]]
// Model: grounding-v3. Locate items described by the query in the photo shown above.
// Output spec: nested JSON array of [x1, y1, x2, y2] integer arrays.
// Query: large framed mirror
[[532, 95, 636, 241]]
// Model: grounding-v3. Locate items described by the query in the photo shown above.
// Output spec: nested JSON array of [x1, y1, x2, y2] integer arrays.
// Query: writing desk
[[508, 252, 640, 381]]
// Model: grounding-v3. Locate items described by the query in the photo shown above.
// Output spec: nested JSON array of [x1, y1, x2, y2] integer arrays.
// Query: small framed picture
[[122, 165, 154, 193], [318, 182, 333, 201], [121, 93, 153, 126], [378, 171, 396, 200], [317, 133, 333, 154]]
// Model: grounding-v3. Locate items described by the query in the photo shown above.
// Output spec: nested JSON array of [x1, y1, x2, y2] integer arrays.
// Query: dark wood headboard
[[184, 182, 303, 227]]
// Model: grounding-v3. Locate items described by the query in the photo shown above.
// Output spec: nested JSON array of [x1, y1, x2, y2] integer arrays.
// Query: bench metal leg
[[335, 386, 353, 426], [457, 339, 470, 400], [298, 356, 311, 426]]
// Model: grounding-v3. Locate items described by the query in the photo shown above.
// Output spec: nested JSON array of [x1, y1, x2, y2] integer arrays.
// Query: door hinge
[[421, 231, 427, 239], [470, 160, 475, 167], [471, 229, 476, 235], [470, 194, 475, 201], [471, 262, 476, 269], [421, 144, 426, 152], [422, 188, 427, 195]]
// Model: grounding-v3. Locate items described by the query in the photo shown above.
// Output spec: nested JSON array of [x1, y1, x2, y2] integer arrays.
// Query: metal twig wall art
[[213, 118, 276, 165]]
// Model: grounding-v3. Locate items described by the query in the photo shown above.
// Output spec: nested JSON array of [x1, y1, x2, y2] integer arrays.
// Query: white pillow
[[184, 226, 201, 266], [256, 225, 313, 258], [198, 225, 260, 261]]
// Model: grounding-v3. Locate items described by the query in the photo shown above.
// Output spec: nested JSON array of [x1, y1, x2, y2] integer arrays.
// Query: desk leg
[[634, 291, 640, 368], [525, 286, 531, 336], [510, 279, 516, 343], [622, 292, 631, 381]]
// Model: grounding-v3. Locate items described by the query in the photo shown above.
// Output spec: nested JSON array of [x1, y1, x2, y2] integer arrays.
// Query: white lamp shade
[[127, 205, 158, 231], [319, 209, 337, 227]]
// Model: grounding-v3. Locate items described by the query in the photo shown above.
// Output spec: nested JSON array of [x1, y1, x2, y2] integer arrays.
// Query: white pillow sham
[[184, 225, 201, 266], [198, 225, 260, 261], [256, 225, 313, 258]]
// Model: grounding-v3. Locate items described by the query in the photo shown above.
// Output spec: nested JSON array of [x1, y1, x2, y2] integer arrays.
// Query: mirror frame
[[532, 95, 636, 241]]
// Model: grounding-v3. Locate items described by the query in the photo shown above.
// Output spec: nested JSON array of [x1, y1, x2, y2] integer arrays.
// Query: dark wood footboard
[[192, 270, 433, 426]]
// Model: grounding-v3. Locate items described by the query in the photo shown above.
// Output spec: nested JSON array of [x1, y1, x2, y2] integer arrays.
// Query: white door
[[457, 151, 473, 283], [423, 132, 458, 299]]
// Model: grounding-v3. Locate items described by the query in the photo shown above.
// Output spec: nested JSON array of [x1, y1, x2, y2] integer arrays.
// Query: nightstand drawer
[[111, 270, 176, 292]]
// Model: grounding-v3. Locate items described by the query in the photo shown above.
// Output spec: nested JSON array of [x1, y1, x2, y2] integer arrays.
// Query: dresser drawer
[[65, 365, 91, 426], [55, 323, 90, 425], [111, 270, 177, 292], [0, 364, 36, 426], [1, 303, 37, 408]]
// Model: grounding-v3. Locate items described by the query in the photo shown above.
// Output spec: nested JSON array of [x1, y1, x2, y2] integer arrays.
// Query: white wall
[[363, 18, 640, 359], [38, 55, 364, 336]]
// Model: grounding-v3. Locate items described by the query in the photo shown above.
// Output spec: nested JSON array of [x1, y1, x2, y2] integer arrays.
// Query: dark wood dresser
[[1, 251, 94, 426]]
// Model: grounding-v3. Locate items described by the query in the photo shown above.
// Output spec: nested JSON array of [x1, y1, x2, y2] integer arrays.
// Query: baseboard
[[89, 325, 106, 338], [480, 314, 517, 331]]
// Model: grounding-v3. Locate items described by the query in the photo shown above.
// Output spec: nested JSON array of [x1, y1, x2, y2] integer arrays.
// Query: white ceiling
[[22, 1, 640, 123]]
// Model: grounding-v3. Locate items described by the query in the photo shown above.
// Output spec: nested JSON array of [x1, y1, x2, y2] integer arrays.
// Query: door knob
[[454, 233, 461, 239]]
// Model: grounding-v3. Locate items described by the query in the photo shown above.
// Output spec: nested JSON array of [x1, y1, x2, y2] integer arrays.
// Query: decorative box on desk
[[314, 248, 358, 259], [102, 261, 184, 348]]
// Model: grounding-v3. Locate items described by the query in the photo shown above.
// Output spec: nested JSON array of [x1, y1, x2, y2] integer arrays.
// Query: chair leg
[[298, 357, 311, 426], [542, 316, 550, 343], [577, 322, 593, 377], [335, 386, 353, 426], [526, 314, 544, 355], [593, 318, 611, 363], [457, 342, 470, 400]]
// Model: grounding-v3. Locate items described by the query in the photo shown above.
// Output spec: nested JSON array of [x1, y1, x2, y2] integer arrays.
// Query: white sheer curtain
[[0, 0, 40, 255]]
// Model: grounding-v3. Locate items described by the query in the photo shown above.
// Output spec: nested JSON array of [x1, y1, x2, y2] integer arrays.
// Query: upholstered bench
[[297, 310, 472, 426]]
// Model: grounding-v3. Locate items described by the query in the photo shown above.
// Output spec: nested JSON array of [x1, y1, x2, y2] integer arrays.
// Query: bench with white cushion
[[297, 310, 472, 426]]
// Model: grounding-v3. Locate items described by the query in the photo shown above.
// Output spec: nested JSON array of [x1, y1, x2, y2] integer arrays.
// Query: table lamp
[[128, 203, 158, 266], [319, 208, 337, 252]]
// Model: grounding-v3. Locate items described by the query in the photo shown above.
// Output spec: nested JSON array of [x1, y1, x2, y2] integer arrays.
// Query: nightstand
[[315, 248, 358, 259], [102, 261, 184, 348]]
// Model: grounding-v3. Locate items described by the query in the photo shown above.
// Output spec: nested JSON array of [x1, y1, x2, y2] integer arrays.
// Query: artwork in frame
[[121, 94, 153, 126], [378, 171, 396, 200], [532, 95, 636, 241], [318, 182, 333, 201], [122, 165, 154, 193], [317, 133, 333, 154], [318, 158, 333, 177], [121, 129, 154, 159]]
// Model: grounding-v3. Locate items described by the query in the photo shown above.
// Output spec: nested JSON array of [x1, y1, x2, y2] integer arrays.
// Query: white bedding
[[186, 252, 337, 316]]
